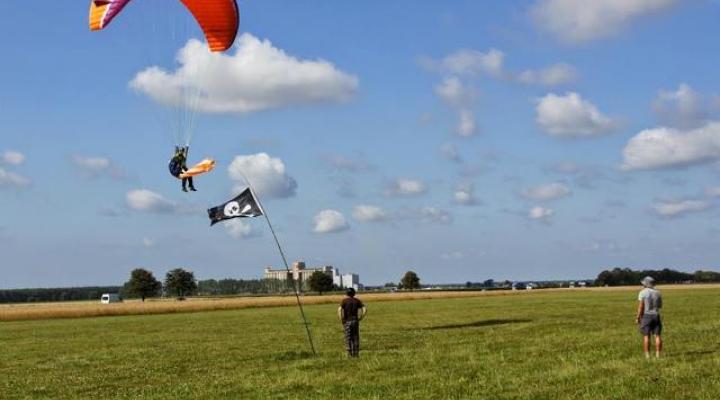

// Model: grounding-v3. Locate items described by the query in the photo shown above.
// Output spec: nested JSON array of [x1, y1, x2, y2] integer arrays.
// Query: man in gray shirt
[[635, 276, 663, 358]]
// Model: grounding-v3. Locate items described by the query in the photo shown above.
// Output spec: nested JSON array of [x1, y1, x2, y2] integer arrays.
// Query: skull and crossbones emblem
[[224, 201, 252, 217]]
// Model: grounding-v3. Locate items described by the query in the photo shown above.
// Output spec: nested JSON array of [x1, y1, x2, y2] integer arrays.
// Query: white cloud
[[454, 184, 480, 206], [313, 209, 350, 233], [653, 84, 716, 129], [439, 142, 462, 163], [536, 92, 618, 138], [228, 153, 297, 198], [126, 189, 177, 213], [621, 122, 720, 170], [546, 161, 582, 174], [582, 240, 625, 253], [1, 150, 25, 166], [457, 109, 477, 137], [224, 219, 260, 239], [424, 49, 505, 77], [322, 154, 373, 173], [707, 187, 720, 198], [517, 63, 578, 86], [435, 77, 478, 137], [652, 199, 712, 217], [142, 238, 156, 248], [521, 182, 571, 201], [441, 251, 464, 260], [419, 207, 453, 224], [130, 34, 358, 113], [72, 155, 110, 172], [529, 206, 555, 220], [0, 167, 30, 188], [435, 76, 477, 107], [531, 0, 679, 44], [385, 179, 427, 197], [352, 205, 387, 222]]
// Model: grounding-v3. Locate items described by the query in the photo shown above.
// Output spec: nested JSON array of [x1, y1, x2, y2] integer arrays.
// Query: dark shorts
[[639, 314, 662, 336]]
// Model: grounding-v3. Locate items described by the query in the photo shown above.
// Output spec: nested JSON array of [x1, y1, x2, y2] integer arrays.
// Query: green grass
[[1, 288, 719, 399]]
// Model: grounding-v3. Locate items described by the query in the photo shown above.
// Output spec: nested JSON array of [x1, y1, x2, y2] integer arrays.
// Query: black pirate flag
[[208, 188, 263, 226]]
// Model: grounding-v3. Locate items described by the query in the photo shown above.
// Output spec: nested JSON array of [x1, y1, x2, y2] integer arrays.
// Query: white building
[[265, 261, 361, 290], [332, 269, 360, 291]]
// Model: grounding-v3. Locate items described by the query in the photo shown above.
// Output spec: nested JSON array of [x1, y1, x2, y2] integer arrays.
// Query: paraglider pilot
[[169, 146, 196, 192]]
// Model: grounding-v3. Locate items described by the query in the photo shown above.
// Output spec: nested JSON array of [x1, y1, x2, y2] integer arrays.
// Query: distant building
[[264, 261, 361, 290], [333, 270, 360, 291], [264, 261, 333, 283]]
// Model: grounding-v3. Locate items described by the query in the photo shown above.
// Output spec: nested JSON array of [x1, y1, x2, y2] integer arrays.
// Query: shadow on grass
[[679, 349, 717, 358], [423, 318, 532, 330], [270, 350, 315, 361]]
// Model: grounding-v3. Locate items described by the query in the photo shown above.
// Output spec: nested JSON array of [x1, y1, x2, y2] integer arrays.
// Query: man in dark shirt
[[337, 288, 367, 357]]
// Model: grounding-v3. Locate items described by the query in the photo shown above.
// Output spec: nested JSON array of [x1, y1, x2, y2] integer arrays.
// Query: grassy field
[[1, 288, 719, 399]]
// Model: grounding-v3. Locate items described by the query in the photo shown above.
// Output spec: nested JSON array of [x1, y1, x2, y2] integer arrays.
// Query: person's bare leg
[[643, 335, 651, 358], [655, 335, 662, 358]]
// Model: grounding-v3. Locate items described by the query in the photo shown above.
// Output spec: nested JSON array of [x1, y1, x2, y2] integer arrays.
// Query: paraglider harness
[[169, 146, 188, 178]]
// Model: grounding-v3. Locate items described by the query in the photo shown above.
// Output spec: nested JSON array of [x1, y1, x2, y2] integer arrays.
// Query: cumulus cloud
[[531, 0, 679, 44], [1, 150, 25, 166], [707, 187, 720, 198], [71, 155, 125, 179], [545, 161, 583, 174], [73, 155, 109, 171], [313, 209, 350, 233], [130, 34, 358, 113], [228, 153, 297, 198], [0, 168, 30, 189], [536, 92, 618, 138], [322, 154, 373, 173], [517, 63, 578, 86], [423, 49, 505, 77], [126, 189, 177, 213], [435, 77, 478, 137], [441, 251, 465, 260], [528, 206, 555, 220], [582, 240, 625, 253], [457, 109, 477, 137], [521, 182, 571, 201], [435, 76, 477, 107], [439, 142, 463, 163], [385, 179, 427, 197], [621, 122, 720, 170], [352, 205, 387, 222], [652, 199, 712, 217], [224, 219, 260, 239], [419, 207, 453, 224], [454, 184, 480, 206], [653, 84, 718, 129]]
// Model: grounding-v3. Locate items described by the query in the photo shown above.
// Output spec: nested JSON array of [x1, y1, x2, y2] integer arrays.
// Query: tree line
[[0, 286, 122, 303], [595, 268, 720, 286]]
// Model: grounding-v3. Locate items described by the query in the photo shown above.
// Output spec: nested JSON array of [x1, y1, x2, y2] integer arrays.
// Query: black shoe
[[182, 187, 188, 192], [190, 187, 197, 192]]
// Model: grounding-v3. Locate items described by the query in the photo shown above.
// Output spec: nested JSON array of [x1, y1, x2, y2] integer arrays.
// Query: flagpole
[[241, 179, 317, 356]]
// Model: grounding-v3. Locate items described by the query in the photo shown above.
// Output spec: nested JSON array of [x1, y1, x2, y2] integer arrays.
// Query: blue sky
[[2, 0, 720, 288]]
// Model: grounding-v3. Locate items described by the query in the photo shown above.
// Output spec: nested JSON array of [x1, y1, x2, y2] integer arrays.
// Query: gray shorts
[[639, 314, 662, 336]]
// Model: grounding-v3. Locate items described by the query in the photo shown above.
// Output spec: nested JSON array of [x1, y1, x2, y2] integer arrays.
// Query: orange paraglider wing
[[180, 0, 239, 52], [89, 0, 239, 52]]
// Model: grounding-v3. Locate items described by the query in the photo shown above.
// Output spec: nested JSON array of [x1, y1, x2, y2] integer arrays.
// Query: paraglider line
[[242, 177, 317, 356]]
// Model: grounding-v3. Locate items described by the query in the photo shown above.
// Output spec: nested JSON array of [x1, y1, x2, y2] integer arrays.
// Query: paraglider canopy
[[89, 0, 240, 52]]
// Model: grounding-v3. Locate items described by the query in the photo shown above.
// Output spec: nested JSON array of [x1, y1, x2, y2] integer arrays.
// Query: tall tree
[[164, 268, 197, 299], [401, 271, 421, 290], [307, 271, 334, 295], [125, 268, 161, 301]]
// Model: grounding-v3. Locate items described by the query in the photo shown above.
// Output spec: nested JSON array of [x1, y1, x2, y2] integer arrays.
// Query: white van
[[100, 293, 123, 304]]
